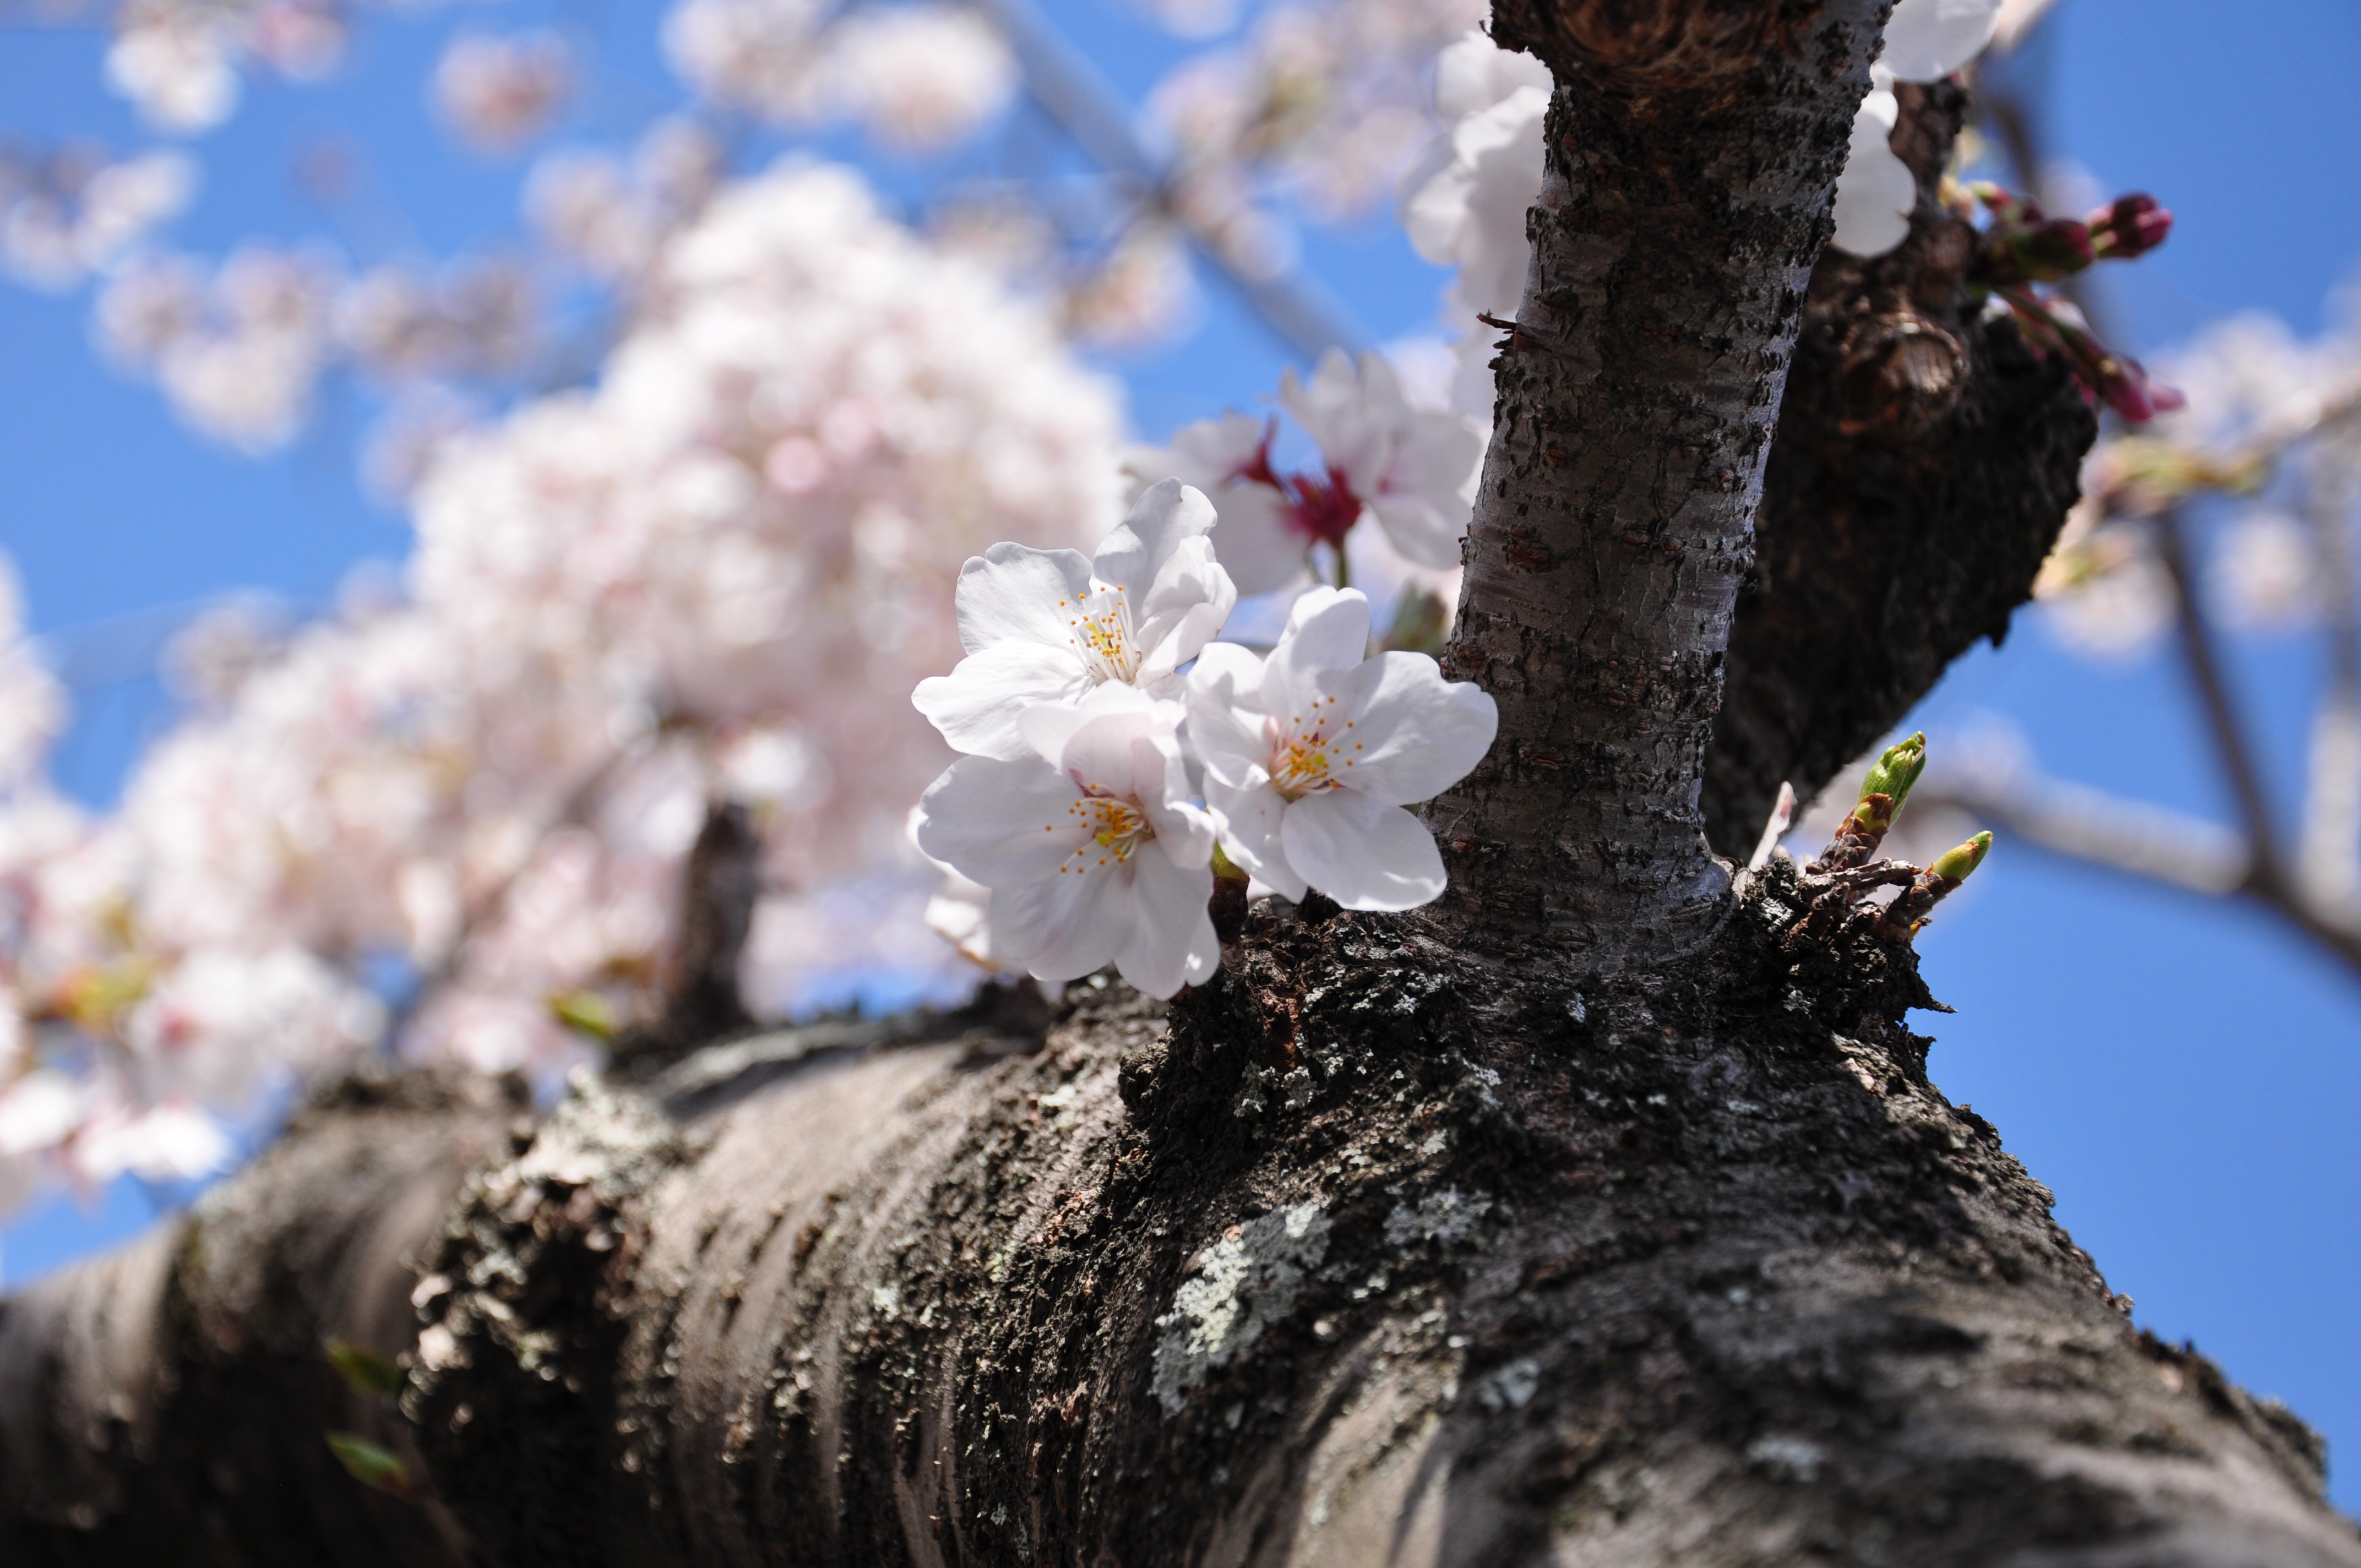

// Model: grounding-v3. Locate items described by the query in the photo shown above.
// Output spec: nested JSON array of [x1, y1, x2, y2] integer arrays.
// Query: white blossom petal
[[912, 755, 1090, 885], [1094, 477, 1217, 607], [954, 542, 1096, 656], [993, 854, 1133, 979], [1119, 847, 1219, 997], [915, 639, 1094, 760], [1206, 773, 1302, 900], [1282, 349, 1390, 494], [1366, 492, 1471, 572], [1133, 734, 1216, 868], [1337, 651, 1500, 805], [1183, 641, 1272, 786], [1201, 482, 1310, 596], [1134, 534, 1237, 684], [1880, 0, 2003, 82], [1265, 589, 1373, 718], [1830, 84, 1916, 259], [1281, 790, 1446, 912], [1022, 682, 1158, 776]]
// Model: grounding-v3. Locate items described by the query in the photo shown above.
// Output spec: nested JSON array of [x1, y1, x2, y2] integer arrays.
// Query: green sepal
[[547, 989, 617, 1042], [325, 1338, 404, 1399], [326, 1431, 418, 1499]]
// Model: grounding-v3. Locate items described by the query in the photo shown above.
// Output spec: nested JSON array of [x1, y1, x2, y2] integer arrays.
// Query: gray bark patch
[[1150, 1204, 1331, 1414]]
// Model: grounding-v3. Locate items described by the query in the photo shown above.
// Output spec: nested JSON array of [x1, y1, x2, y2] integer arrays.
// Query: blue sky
[[6, 0, 2361, 1509]]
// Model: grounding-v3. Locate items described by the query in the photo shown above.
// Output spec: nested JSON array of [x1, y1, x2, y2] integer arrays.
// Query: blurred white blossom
[[0, 146, 196, 291], [824, 7, 1016, 153], [0, 559, 64, 790], [0, 159, 1125, 1213], [666, 0, 1012, 152], [432, 30, 575, 155], [1150, 0, 1483, 225], [2213, 511, 2324, 632], [107, 4, 245, 133], [1830, 68, 1914, 258]]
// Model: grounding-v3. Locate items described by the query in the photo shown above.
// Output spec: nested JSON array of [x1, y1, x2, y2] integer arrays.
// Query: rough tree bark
[[1701, 81, 2096, 856], [7, 5, 2359, 1566]]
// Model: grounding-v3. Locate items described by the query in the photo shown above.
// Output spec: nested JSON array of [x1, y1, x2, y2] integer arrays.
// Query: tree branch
[[2299, 451, 2361, 908], [2153, 507, 2288, 880], [1912, 775, 2251, 897], [1701, 82, 2097, 854], [1427, 0, 1887, 968], [0, 1070, 520, 1567], [1917, 765, 2361, 985], [973, 0, 1366, 360]]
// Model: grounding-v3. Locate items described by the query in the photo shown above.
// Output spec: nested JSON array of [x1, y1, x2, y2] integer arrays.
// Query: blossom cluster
[[910, 481, 1497, 998], [0, 144, 194, 294], [2036, 299, 2361, 659], [0, 159, 1123, 1214], [1127, 348, 1486, 598], [103, 0, 423, 135], [1830, 0, 2005, 258], [665, 0, 1017, 153], [432, 30, 577, 155]]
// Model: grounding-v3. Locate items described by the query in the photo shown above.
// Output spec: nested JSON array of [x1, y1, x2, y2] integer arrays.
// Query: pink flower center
[[1230, 420, 1365, 551]]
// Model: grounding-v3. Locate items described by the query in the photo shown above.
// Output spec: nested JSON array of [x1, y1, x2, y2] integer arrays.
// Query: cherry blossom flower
[[96, 243, 340, 453], [914, 683, 1218, 998], [1128, 353, 1483, 595], [1880, 0, 2005, 82], [0, 146, 196, 292], [1831, 69, 1914, 258], [666, 0, 1013, 153], [913, 479, 1235, 760], [1184, 586, 1496, 910], [73, 1097, 233, 1185], [664, 0, 834, 123], [1125, 413, 1302, 594], [823, 6, 1016, 153], [1145, 0, 1484, 222], [0, 558, 64, 790], [1400, 31, 1550, 321], [432, 31, 576, 156], [1277, 349, 1484, 571], [1831, 0, 2004, 259], [107, 4, 244, 134]]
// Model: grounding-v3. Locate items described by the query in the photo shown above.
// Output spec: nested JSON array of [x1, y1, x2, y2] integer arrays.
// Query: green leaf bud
[[1928, 830, 1993, 885]]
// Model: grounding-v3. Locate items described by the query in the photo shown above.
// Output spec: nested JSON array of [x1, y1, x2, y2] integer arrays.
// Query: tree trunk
[[7, 4, 2357, 1565]]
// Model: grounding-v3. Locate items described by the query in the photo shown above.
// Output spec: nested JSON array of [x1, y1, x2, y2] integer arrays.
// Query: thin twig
[[2300, 451, 2361, 907], [1920, 771, 2361, 983], [2151, 505, 2286, 886], [972, 0, 1366, 360], [1913, 778, 2249, 897]]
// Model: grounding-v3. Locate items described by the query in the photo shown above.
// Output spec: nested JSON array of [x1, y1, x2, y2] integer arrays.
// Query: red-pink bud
[[2095, 353, 2184, 423], [2002, 217, 2095, 282], [2089, 193, 2172, 259]]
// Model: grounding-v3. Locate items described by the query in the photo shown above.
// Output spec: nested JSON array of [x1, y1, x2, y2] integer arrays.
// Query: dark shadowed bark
[[1701, 83, 2098, 855], [0, 1070, 520, 1566], [6, 4, 2355, 1565], [612, 800, 765, 1075]]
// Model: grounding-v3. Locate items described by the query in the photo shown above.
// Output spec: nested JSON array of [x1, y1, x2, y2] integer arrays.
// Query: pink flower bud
[[2088, 193, 2172, 259], [2095, 353, 2185, 423], [1997, 217, 2095, 282]]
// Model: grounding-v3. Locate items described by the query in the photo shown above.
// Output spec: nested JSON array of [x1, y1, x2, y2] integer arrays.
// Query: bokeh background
[[4, 0, 2360, 1507]]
